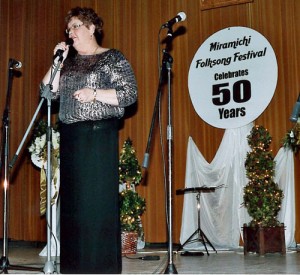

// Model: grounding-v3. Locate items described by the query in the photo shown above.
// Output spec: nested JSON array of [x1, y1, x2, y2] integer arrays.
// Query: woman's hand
[[53, 42, 70, 64], [41, 41, 70, 92], [73, 88, 94, 103], [73, 88, 119, 105]]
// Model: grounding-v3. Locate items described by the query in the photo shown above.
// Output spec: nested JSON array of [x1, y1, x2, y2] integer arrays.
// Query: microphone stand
[[142, 27, 177, 273], [39, 61, 59, 274], [8, 58, 63, 274], [163, 27, 177, 274], [0, 60, 42, 273]]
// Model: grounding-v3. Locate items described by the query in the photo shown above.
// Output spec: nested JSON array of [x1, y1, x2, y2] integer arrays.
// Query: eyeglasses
[[65, 23, 83, 34]]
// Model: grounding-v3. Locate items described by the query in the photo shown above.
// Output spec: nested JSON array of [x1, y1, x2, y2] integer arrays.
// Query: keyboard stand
[[176, 187, 218, 256]]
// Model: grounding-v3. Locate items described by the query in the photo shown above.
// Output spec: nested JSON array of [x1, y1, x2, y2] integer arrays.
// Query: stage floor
[[1, 242, 300, 274]]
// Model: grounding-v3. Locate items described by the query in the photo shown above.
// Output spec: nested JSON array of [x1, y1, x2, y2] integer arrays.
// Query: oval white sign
[[188, 26, 278, 129]]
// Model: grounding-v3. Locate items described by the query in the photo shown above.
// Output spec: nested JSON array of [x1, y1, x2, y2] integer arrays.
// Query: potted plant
[[119, 138, 146, 255], [243, 125, 285, 255]]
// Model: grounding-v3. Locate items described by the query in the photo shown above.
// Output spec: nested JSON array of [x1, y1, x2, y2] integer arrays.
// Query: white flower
[[28, 134, 46, 156], [52, 130, 60, 150], [36, 135, 47, 154], [28, 143, 35, 153]]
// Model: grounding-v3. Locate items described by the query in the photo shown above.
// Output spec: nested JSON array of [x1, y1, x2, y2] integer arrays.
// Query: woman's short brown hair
[[65, 7, 103, 37]]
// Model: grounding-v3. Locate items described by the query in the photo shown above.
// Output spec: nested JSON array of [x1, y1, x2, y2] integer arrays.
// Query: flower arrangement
[[28, 120, 60, 165], [282, 122, 300, 154], [243, 125, 284, 227], [28, 119, 60, 215]]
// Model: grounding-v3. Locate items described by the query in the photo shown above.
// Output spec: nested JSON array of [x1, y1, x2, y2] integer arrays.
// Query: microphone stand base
[[0, 256, 9, 273], [1, 256, 42, 273], [43, 260, 56, 274], [164, 263, 178, 274]]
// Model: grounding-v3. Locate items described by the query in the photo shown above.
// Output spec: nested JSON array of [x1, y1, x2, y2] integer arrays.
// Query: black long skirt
[[59, 119, 121, 274]]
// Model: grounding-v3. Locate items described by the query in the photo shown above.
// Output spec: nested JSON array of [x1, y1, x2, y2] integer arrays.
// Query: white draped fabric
[[275, 147, 296, 247], [180, 123, 296, 250]]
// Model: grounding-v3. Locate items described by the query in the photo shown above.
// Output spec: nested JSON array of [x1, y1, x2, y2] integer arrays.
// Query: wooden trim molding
[[200, 0, 253, 10]]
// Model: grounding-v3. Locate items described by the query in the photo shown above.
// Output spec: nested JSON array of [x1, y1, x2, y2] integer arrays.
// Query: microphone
[[289, 94, 300, 123], [162, 12, 186, 29], [9, 58, 22, 69], [53, 38, 74, 60]]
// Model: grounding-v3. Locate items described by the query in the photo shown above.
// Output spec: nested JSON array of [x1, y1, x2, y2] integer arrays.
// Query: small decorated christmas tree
[[243, 125, 284, 227], [119, 138, 145, 234], [119, 138, 142, 188], [119, 189, 146, 233]]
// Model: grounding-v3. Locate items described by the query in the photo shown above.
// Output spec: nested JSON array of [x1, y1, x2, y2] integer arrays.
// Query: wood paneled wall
[[0, 0, 299, 244]]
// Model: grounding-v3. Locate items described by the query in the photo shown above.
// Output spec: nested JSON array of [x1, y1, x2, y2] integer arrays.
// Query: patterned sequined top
[[53, 49, 137, 124]]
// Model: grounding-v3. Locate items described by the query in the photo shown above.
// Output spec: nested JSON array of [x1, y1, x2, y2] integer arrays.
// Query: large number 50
[[212, 80, 251, 106]]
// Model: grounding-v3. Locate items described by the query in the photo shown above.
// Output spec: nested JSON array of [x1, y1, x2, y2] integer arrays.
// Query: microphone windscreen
[[289, 94, 300, 123], [66, 38, 74, 46], [178, 12, 186, 22], [289, 102, 300, 122]]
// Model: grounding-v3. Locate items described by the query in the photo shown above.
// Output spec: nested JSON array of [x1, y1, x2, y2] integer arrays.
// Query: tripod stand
[[176, 187, 217, 256]]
